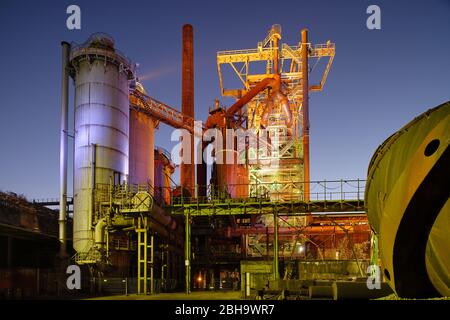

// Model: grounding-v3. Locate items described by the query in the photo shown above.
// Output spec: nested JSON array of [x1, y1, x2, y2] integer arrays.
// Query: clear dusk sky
[[0, 0, 449, 199]]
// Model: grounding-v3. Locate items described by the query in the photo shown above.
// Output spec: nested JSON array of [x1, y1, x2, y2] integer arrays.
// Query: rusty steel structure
[[181, 24, 195, 196], [214, 25, 335, 202], [301, 29, 310, 201]]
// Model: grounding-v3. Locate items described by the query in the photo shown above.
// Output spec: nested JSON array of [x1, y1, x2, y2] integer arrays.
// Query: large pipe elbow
[[94, 218, 108, 249], [226, 75, 280, 118]]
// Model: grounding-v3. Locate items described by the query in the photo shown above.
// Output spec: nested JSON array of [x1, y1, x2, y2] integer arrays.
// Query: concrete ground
[[88, 290, 242, 300]]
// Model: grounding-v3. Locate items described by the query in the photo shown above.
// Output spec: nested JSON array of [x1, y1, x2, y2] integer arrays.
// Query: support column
[[185, 213, 191, 294], [150, 234, 154, 295], [196, 141, 207, 198], [161, 246, 166, 283], [273, 211, 279, 279], [161, 244, 169, 292], [209, 269, 214, 290], [245, 272, 251, 297], [241, 234, 247, 259], [7, 237, 13, 268], [273, 26, 280, 75], [59, 41, 71, 257], [301, 29, 310, 202]]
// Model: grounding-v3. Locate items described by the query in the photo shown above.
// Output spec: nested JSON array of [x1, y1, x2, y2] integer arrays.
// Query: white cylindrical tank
[[70, 34, 134, 256]]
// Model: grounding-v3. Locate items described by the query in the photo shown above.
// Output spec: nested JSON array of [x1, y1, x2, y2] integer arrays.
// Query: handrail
[[218, 43, 335, 58], [170, 179, 366, 205], [217, 48, 264, 56]]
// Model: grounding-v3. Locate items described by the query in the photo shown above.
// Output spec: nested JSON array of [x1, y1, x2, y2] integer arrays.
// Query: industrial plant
[[0, 22, 448, 301]]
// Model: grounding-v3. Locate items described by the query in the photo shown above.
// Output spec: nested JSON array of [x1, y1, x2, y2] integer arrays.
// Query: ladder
[[137, 216, 154, 295]]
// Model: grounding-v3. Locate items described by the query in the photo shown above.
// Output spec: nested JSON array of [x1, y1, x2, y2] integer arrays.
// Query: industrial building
[[1, 23, 448, 300], [60, 24, 373, 298]]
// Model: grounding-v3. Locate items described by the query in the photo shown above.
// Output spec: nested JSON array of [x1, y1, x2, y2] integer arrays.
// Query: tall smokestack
[[301, 29, 310, 201], [181, 24, 195, 195], [59, 41, 71, 257]]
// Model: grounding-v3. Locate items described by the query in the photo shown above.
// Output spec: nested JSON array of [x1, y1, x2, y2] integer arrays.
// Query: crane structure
[[215, 25, 335, 205]]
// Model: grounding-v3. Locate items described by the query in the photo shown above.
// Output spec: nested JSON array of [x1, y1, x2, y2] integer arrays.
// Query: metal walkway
[[170, 198, 364, 216], [130, 90, 197, 133], [169, 179, 366, 216]]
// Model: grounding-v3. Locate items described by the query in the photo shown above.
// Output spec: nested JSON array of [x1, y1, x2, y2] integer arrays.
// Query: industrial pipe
[[273, 212, 279, 280], [132, 191, 177, 230], [181, 24, 195, 195], [301, 29, 310, 201], [94, 218, 107, 249], [185, 213, 191, 294], [59, 41, 71, 257], [205, 75, 280, 130], [225, 75, 280, 119], [279, 93, 292, 127], [273, 32, 279, 75], [223, 225, 369, 237], [225, 78, 292, 131], [152, 203, 177, 230], [110, 213, 178, 241], [309, 286, 334, 299], [332, 281, 393, 300], [91, 143, 96, 225]]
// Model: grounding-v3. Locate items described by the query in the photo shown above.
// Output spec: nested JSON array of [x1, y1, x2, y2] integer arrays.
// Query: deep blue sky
[[0, 0, 449, 200]]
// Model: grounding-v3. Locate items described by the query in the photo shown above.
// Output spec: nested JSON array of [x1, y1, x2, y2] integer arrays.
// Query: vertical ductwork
[[59, 41, 71, 257], [181, 24, 195, 196], [94, 218, 107, 249], [129, 109, 155, 191], [301, 29, 310, 201], [272, 25, 281, 75], [154, 149, 175, 204], [196, 141, 207, 198]]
